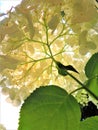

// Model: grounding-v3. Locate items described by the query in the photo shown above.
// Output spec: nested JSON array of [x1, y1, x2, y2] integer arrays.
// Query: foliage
[[0, 0, 98, 130], [18, 53, 98, 130], [79, 116, 98, 130], [85, 53, 98, 78], [85, 53, 98, 98], [18, 85, 81, 130]]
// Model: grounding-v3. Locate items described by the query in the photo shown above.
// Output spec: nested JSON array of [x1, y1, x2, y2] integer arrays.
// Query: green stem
[[44, 18, 56, 62], [70, 87, 84, 95], [50, 28, 69, 46], [68, 71, 98, 100], [26, 38, 46, 45]]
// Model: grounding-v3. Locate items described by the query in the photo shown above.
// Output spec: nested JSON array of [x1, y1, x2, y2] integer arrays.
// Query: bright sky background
[[0, 0, 22, 13], [0, 1, 22, 130]]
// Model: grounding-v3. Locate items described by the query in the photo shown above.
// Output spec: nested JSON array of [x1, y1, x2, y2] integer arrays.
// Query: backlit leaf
[[86, 77, 98, 97], [85, 53, 98, 78]]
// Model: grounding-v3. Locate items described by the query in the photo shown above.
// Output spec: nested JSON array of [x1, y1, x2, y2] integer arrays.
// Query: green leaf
[[85, 53, 98, 99], [79, 116, 98, 130], [86, 77, 98, 97], [56, 61, 79, 76], [18, 85, 81, 130], [85, 53, 98, 78]]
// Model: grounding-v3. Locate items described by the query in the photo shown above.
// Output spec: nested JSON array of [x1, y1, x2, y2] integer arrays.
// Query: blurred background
[[0, 0, 22, 129]]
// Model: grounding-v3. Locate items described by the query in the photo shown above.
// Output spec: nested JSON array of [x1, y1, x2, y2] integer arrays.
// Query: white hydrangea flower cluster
[[0, 0, 98, 106]]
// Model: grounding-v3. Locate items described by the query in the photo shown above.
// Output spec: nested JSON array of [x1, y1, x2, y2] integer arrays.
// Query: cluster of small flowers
[[0, 0, 98, 106]]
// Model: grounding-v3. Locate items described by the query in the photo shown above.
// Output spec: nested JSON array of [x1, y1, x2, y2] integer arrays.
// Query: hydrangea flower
[[0, 0, 98, 106]]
